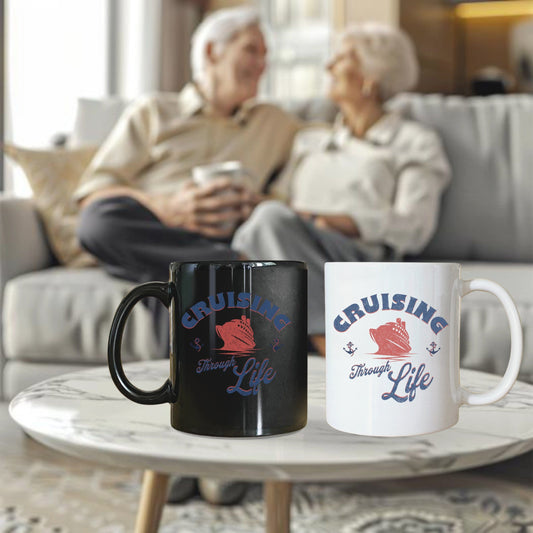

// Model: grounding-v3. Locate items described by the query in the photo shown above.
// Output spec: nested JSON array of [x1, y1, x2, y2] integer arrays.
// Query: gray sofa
[[2, 93, 533, 400]]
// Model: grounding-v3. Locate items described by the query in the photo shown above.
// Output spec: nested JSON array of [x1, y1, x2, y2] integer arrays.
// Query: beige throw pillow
[[3, 144, 98, 267]]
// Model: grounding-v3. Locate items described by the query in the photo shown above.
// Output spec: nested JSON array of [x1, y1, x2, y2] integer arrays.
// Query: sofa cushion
[[3, 267, 159, 364], [459, 262, 533, 384], [389, 94, 533, 263]]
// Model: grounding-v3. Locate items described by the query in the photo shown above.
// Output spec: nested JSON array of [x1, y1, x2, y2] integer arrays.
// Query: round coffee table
[[9, 357, 533, 533]]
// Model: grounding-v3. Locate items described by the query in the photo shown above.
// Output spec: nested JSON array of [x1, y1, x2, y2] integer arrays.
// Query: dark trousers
[[78, 196, 239, 356], [77, 196, 239, 283]]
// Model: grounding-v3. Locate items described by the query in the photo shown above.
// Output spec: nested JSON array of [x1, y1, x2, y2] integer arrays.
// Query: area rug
[[159, 479, 533, 533], [1, 462, 532, 533]]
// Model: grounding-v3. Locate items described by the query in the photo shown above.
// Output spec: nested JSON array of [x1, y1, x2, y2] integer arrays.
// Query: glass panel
[[259, 0, 331, 100], [273, 64, 326, 101], [5, 0, 109, 195]]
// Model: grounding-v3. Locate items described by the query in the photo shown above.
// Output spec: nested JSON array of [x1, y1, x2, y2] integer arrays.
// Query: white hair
[[191, 5, 261, 87], [339, 23, 419, 101]]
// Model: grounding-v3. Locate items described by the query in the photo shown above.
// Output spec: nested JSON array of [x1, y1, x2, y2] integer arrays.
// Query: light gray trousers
[[232, 201, 369, 335]]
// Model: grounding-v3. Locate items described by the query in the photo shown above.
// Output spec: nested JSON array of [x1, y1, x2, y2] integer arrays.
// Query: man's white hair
[[191, 5, 261, 87], [339, 23, 419, 101]]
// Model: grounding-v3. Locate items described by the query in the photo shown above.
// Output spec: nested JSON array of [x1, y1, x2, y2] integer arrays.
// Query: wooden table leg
[[134, 470, 170, 533], [264, 480, 292, 533]]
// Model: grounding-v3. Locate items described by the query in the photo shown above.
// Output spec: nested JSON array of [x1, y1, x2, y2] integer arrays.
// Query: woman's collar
[[365, 112, 403, 145], [331, 111, 403, 147]]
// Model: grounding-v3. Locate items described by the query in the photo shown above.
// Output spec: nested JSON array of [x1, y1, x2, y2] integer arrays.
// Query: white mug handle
[[459, 279, 523, 405]]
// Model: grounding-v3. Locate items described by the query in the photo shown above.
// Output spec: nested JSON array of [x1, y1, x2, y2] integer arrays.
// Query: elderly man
[[76, 6, 299, 283], [75, 6, 299, 506]]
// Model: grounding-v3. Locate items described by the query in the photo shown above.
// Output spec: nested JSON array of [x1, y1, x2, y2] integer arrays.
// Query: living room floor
[[1, 402, 532, 532]]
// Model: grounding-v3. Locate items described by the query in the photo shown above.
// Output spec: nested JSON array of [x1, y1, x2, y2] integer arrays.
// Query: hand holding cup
[[192, 161, 257, 237]]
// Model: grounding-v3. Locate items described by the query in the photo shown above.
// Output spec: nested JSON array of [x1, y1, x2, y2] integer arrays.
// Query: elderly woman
[[76, 6, 299, 283], [233, 23, 451, 354]]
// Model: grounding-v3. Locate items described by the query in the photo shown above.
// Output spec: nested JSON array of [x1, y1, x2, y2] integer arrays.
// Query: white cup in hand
[[192, 161, 246, 186], [192, 161, 248, 232]]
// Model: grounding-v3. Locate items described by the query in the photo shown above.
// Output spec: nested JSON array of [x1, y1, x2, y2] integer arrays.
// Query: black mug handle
[[108, 281, 175, 404]]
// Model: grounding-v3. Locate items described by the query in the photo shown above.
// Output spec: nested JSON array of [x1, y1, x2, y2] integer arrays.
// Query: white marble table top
[[9, 357, 533, 482]]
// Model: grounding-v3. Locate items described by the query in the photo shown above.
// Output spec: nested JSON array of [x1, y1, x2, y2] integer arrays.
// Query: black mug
[[108, 261, 308, 437]]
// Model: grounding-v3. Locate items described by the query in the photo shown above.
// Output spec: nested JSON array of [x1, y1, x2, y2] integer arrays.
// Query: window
[[259, 0, 332, 100], [5, 0, 109, 195], [4, 0, 161, 196]]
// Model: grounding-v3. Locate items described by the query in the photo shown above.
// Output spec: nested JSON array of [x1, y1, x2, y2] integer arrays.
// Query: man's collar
[[232, 99, 256, 124], [179, 83, 205, 118], [179, 83, 256, 124]]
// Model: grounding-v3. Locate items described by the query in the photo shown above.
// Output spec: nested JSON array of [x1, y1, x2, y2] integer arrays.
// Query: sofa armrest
[[0, 195, 56, 283], [0, 194, 56, 398]]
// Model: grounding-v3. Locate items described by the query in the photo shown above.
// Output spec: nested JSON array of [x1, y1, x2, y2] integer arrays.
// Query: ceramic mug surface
[[108, 261, 308, 437], [325, 262, 523, 437]]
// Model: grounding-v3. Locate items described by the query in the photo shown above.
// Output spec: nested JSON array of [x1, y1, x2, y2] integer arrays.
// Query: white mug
[[192, 160, 248, 187], [325, 262, 523, 437]]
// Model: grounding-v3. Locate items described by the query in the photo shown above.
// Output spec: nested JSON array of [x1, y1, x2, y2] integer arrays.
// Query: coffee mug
[[325, 262, 523, 437], [108, 261, 308, 437]]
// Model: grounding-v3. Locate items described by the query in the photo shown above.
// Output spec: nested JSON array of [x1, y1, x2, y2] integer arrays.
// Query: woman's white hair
[[190, 5, 261, 87], [339, 23, 419, 101]]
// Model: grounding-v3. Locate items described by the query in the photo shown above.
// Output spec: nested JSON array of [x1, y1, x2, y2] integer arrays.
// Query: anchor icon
[[271, 339, 281, 352], [190, 337, 203, 352], [343, 342, 358, 356], [426, 341, 440, 356]]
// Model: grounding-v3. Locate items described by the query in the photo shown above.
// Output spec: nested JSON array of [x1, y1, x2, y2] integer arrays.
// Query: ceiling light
[[455, 1, 533, 19]]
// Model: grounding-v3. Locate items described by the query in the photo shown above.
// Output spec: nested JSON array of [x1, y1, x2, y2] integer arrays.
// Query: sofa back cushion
[[388, 93, 533, 262], [283, 98, 339, 124], [70, 96, 339, 146], [70, 93, 533, 263], [70, 97, 129, 147]]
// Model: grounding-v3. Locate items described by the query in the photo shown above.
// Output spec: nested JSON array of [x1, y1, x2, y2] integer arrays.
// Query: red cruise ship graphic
[[370, 318, 411, 356], [216, 315, 256, 353]]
